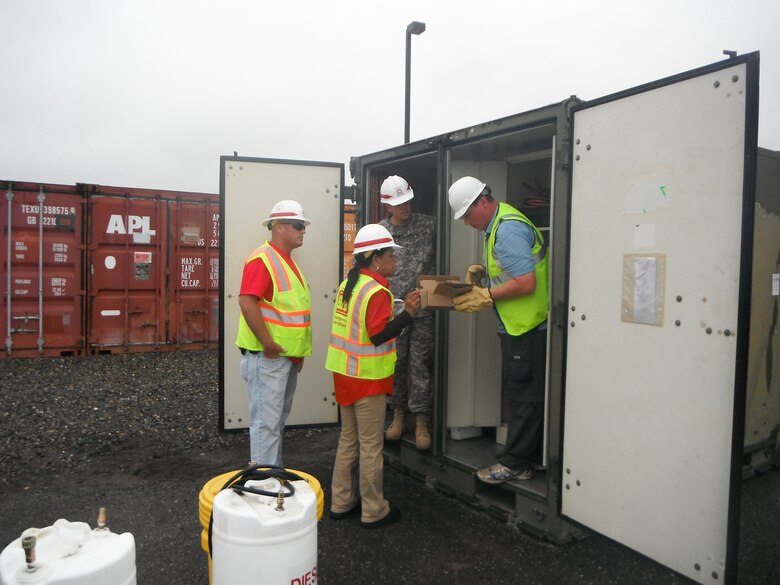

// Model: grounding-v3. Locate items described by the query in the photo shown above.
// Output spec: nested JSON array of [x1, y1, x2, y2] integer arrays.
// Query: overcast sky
[[2, 0, 778, 193]]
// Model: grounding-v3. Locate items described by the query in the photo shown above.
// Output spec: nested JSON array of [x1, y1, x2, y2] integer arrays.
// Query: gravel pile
[[0, 350, 240, 487]]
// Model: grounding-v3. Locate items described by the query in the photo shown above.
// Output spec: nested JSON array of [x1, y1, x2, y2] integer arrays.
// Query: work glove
[[465, 264, 486, 286], [453, 287, 493, 313]]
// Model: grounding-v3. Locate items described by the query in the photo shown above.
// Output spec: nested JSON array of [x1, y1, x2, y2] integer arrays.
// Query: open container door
[[220, 157, 343, 430], [562, 53, 759, 584]]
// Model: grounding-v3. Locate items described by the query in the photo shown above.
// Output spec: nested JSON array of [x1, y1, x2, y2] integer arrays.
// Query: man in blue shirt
[[448, 176, 549, 484]]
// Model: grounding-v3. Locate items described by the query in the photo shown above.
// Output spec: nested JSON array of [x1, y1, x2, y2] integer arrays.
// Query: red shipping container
[[169, 197, 220, 347], [2, 180, 220, 357], [1, 182, 85, 357], [86, 190, 166, 351], [84, 184, 219, 353]]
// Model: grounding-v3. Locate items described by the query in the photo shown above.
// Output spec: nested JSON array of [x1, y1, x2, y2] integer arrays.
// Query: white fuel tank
[[0, 518, 136, 585], [211, 477, 317, 585]]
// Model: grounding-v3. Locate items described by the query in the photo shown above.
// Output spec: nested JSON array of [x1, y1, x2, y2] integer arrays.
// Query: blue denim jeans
[[240, 352, 298, 467]]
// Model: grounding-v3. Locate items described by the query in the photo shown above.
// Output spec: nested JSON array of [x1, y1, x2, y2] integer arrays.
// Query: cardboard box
[[417, 275, 473, 309]]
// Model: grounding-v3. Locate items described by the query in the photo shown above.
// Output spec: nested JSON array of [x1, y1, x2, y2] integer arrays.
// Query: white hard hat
[[380, 175, 415, 206], [353, 224, 401, 255], [448, 176, 486, 220], [262, 199, 310, 227]]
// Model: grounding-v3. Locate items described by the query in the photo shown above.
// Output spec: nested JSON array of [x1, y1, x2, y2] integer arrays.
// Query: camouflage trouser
[[388, 313, 434, 415]]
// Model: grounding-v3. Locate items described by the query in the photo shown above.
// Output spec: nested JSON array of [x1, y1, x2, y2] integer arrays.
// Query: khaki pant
[[330, 394, 389, 523]]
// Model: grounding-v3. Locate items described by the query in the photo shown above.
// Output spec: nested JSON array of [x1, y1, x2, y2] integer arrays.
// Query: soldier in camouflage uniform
[[378, 176, 436, 450]]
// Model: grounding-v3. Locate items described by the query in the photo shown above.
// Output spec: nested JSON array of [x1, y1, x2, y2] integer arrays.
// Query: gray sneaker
[[476, 463, 532, 484]]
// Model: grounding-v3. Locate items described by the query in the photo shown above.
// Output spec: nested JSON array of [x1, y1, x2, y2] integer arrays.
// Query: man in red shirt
[[235, 200, 312, 467]]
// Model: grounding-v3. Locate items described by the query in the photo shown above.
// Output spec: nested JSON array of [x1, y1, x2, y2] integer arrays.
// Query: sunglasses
[[280, 221, 306, 231]]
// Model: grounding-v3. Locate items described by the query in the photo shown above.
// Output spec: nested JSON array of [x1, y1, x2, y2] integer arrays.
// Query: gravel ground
[[0, 350, 236, 487], [0, 351, 777, 585]]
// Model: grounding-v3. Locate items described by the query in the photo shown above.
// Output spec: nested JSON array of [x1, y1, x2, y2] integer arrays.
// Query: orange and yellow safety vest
[[235, 243, 312, 357], [325, 274, 396, 379]]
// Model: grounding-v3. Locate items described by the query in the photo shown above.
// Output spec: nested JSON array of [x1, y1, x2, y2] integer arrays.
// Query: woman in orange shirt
[[326, 224, 421, 528]]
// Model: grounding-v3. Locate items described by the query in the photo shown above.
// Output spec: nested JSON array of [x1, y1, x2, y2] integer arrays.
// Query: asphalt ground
[[1, 426, 778, 585]]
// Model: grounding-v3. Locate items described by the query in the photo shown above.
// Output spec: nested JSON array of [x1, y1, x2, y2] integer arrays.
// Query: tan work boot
[[415, 414, 431, 450], [385, 407, 405, 441]]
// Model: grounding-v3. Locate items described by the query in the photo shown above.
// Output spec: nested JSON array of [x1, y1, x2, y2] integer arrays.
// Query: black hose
[[223, 464, 306, 498], [208, 464, 310, 558]]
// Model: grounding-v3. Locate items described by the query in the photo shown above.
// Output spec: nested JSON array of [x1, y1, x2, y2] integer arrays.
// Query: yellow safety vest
[[325, 274, 396, 379], [486, 202, 549, 336], [235, 243, 312, 357]]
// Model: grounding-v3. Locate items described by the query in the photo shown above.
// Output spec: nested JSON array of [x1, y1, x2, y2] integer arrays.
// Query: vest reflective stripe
[[330, 333, 396, 377], [326, 275, 396, 379], [259, 305, 311, 327], [350, 281, 374, 339], [328, 335, 395, 357], [486, 203, 549, 336], [260, 248, 292, 292], [235, 243, 312, 356]]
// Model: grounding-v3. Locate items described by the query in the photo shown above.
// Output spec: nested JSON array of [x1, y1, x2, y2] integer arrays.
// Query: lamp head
[[406, 21, 426, 35]]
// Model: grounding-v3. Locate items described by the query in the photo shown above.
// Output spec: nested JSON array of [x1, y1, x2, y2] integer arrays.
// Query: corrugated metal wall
[[2, 182, 85, 357], [1, 181, 220, 358]]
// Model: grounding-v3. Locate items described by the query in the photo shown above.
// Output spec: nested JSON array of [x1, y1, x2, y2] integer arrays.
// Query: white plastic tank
[[0, 518, 136, 585], [211, 476, 317, 585]]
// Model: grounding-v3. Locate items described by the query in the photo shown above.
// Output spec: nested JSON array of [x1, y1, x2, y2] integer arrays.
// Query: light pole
[[404, 21, 425, 144]]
